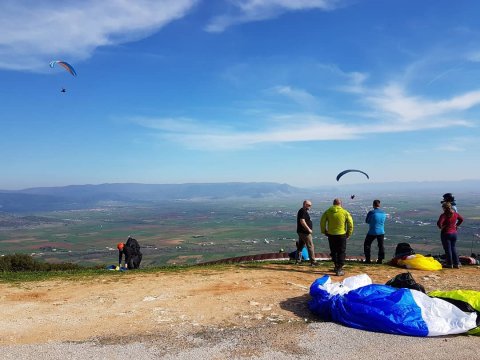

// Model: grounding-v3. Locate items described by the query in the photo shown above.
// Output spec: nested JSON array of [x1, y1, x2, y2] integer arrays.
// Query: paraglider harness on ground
[[385, 272, 426, 293], [126, 237, 140, 253], [394, 242, 415, 258], [125, 237, 142, 269]]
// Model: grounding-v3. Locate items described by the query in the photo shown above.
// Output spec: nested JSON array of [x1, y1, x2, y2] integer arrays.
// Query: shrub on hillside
[[0, 254, 81, 272]]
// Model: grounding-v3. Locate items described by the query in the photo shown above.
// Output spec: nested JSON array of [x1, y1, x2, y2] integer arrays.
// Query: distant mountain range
[[0, 182, 304, 213], [0, 180, 479, 213]]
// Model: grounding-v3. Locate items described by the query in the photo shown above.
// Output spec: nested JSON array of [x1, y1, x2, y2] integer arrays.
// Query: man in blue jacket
[[364, 199, 387, 264]]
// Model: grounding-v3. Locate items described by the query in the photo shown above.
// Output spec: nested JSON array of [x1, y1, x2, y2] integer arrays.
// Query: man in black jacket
[[117, 236, 142, 269], [296, 200, 317, 266]]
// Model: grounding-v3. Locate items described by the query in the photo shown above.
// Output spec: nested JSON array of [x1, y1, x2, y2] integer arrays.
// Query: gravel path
[[2, 321, 479, 360]]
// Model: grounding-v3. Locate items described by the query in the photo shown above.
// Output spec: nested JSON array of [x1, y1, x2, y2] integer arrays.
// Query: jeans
[[441, 232, 459, 266]]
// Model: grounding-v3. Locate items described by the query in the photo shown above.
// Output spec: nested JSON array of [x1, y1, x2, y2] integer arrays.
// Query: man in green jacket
[[320, 198, 354, 276]]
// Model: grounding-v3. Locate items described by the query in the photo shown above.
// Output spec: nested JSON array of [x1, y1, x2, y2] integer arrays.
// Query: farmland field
[[1, 194, 480, 266]]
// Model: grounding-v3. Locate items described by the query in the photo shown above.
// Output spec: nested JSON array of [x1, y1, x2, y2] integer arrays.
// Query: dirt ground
[[1, 262, 479, 347]]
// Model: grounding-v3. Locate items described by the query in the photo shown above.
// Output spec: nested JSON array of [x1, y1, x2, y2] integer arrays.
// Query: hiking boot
[[335, 269, 345, 276], [310, 262, 318, 267], [364, 260, 372, 264]]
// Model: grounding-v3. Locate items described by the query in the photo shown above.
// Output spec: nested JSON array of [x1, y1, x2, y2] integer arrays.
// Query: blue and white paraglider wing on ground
[[308, 274, 478, 336]]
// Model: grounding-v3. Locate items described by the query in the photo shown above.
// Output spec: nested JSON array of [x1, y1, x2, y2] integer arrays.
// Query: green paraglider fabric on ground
[[429, 289, 480, 335]]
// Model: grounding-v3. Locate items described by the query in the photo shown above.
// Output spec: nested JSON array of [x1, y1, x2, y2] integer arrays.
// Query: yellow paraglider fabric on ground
[[397, 254, 442, 271], [429, 289, 480, 335]]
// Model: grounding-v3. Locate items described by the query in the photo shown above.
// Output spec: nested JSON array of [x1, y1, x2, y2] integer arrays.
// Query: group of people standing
[[296, 193, 462, 275], [296, 198, 361, 276], [114, 193, 464, 273]]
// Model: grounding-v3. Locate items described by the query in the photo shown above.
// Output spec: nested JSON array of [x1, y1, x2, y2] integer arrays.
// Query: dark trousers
[[364, 234, 385, 262], [441, 232, 459, 266], [328, 234, 347, 269], [296, 232, 315, 264]]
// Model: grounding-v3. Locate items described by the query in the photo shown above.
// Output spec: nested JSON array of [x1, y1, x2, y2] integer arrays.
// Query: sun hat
[[441, 193, 455, 203]]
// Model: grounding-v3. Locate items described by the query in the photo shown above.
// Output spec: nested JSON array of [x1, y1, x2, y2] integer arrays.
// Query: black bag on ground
[[394, 242, 415, 258], [125, 237, 142, 269], [385, 272, 426, 293]]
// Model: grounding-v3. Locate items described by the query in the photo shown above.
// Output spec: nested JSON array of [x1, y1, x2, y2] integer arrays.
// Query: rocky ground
[[1, 262, 479, 359]]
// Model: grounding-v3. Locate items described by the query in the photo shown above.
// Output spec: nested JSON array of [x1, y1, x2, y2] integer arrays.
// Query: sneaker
[[364, 260, 372, 264], [336, 269, 345, 276], [310, 262, 318, 267], [453, 264, 462, 269], [376, 259, 383, 264]]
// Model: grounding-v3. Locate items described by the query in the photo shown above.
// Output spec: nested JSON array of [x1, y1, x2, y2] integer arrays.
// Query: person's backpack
[[126, 237, 141, 255], [385, 272, 426, 293], [394, 242, 415, 258]]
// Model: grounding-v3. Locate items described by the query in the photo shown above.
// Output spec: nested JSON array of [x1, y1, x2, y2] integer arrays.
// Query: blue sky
[[2, 0, 480, 190]]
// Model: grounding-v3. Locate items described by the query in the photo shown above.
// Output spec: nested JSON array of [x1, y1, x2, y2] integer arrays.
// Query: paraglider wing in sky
[[49, 60, 77, 77], [336, 169, 369, 182]]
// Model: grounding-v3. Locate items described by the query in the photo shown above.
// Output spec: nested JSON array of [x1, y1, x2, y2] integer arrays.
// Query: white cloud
[[131, 79, 477, 150], [145, 114, 357, 149], [269, 85, 318, 108], [205, 0, 341, 32], [336, 71, 369, 94], [0, 0, 198, 71], [365, 84, 480, 123], [124, 48, 479, 151], [132, 116, 208, 133]]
